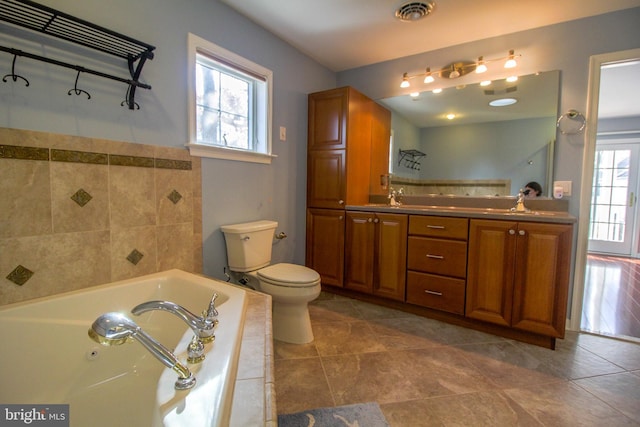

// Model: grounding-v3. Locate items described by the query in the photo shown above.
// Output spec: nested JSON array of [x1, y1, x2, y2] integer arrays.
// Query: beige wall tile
[[110, 226, 158, 281], [0, 231, 111, 304], [156, 168, 193, 225], [109, 164, 156, 228], [51, 162, 109, 233], [0, 159, 51, 238], [157, 223, 193, 272], [0, 127, 52, 148]]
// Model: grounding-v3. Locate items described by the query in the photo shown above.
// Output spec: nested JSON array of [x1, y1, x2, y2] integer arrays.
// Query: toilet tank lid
[[258, 263, 320, 284], [221, 220, 278, 234]]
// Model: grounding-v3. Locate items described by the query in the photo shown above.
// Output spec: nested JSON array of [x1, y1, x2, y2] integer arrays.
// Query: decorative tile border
[[0, 145, 49, 161], [0, 144, 191, 170]]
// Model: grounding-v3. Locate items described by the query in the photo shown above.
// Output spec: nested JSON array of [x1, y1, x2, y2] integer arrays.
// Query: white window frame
[[186, 33, 274, 164]]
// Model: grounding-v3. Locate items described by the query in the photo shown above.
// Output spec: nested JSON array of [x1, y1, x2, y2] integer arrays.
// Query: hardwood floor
[[582, 254, 640, 340]]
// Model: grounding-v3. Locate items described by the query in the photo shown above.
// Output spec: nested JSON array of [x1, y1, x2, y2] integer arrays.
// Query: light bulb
[[432, 88, 442, 94], [446, 113, 456, 120], [400, 73, 410, 88], [410, 92, 419, 97], [506, 75, 518, 82], [449, 65, 460, 79], [476, 56, 487, 73], [480, 80, 492, 86], [504, 50, 517, 68]]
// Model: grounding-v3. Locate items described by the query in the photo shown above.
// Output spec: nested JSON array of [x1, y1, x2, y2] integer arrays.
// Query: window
[[187, 33, 273, 164]]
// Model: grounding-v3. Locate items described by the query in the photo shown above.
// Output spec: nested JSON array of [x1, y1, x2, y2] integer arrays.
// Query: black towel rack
[[398, 149, 426, 170], [0, 0, 155, 109]]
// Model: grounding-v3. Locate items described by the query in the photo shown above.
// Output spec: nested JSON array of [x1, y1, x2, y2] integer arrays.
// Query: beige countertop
[[347, 202, 577, 224]]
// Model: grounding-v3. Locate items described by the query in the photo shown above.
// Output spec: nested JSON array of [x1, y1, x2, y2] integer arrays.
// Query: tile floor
[[275, 292, 640, 426]]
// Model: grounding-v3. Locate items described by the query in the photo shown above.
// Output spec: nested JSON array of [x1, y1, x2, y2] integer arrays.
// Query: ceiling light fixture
[[489, 98, 517, 107], [400, 50, 521, 88], [446, 113, 456, 120]]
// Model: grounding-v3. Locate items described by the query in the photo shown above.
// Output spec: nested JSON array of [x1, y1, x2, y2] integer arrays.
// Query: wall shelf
[[0, 0, 155, 109], [398, 149, 426, 170]]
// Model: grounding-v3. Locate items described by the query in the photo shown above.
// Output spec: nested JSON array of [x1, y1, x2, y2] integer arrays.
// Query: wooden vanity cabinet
[[345, 211, 407, 301], [406, 216, 469, 315], [306, 208, 345, 287], [465, 219, 573, 338]]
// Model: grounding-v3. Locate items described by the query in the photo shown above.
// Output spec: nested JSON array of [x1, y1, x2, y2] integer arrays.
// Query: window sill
[[186, 143, 276, 164]]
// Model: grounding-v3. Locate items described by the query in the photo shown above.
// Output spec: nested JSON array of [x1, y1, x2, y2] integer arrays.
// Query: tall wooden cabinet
[[305, 87, 391, 287], [465, 219, 573, 338], [345, 211, 407, 301]]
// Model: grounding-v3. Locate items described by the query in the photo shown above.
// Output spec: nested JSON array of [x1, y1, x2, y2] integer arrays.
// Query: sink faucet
[[88, 312, 196, 390], [131, 294, 218, 363], [511, 188, 530, 213], [389, 187, 404, 206]]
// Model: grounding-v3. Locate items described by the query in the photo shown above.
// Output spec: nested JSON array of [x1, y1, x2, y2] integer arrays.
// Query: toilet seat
[[257, 263, 320, 288]]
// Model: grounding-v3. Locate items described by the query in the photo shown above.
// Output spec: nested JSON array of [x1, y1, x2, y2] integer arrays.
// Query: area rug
[[278, 402, 390, 427]]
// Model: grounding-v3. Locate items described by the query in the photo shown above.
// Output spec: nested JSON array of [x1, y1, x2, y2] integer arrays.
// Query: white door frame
[[568, 47, 640, 331]]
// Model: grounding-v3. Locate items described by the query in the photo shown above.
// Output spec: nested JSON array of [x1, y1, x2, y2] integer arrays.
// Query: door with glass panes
[[588, 141, 640, 256]]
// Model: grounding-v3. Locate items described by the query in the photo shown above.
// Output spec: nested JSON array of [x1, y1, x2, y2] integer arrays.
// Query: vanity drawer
[[406, 271, 466, 315], [409, 216, 469, 240], [407, 236, 467, 278]]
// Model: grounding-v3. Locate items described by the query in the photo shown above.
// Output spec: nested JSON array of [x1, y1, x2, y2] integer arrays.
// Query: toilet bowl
[[221, 220, 321, 344]]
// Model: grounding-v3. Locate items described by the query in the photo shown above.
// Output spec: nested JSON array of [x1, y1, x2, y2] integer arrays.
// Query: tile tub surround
[[0, 127, 203, 305], [230, 288, 277, 427], [275, 292, 640, 426]]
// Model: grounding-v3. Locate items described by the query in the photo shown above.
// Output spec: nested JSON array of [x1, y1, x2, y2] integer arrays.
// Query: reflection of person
[[524, 181, 543, 198]]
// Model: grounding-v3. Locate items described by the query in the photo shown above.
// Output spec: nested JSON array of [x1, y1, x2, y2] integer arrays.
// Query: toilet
[[221, 220, 321, 344]]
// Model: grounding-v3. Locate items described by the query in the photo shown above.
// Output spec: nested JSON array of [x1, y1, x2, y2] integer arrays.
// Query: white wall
[[0, 0, 335, 280]]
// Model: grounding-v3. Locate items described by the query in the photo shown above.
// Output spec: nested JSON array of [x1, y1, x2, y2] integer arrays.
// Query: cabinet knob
[[339, 215, 343, 220], [509, 229, 516, 235], [374, 218, 379, 223], [367, 218, 373, 222], [519, 230, 525, 236], [338, 200, 344, 205]]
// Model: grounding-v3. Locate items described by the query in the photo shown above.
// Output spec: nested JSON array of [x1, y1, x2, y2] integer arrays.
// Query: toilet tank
[[221, 220, 277, 272]]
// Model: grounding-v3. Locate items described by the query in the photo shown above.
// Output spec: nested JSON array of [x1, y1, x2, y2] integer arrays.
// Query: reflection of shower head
[[88, 312, 139, 346], [87, 312, 196, 389]]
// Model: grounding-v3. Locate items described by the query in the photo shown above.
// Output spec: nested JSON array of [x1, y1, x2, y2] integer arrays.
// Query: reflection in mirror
[[379, 70, 560, 197]]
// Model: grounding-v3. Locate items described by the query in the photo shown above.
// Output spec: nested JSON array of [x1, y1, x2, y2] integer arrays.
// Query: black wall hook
[[2, 54, 29, 86], [67, 70, 90, 99]]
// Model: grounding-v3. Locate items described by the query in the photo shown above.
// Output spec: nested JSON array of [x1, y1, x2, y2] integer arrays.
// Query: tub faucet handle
[[204, 292, 219, 320], [198, 293, 219, 344]]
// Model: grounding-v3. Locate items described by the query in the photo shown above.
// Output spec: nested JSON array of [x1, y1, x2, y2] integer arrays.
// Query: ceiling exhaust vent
[[395, 1, 435, 22]]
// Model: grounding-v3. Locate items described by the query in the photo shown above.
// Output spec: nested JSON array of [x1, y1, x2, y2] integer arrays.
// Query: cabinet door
[[306, 208, 345, 287], [511, 222, 573, 338], [307, 149, 346, 208], [373, 213, 408, 301], [308, 88, 348, 150], [345, 211, 375, 293], [466, 220, 517, 326]]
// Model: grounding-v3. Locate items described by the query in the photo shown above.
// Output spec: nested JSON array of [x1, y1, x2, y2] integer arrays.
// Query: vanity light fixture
[[480, 80, 492, 86], [506, 75, 518, 82], [504, 50, 517, 68], [410, 92, 419, 97], [400, 73, 410, 88], [423, 68, 434, 83], [475, 56, 487, 73], [399, 50, 521, 88], [432, 88, 442, 93]]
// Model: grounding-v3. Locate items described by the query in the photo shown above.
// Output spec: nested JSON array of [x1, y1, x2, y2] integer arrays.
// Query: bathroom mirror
[[379, 70, 560, 197]]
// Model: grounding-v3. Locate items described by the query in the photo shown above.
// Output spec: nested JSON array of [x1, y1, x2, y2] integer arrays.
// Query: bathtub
[[0, 269, 247, 427]]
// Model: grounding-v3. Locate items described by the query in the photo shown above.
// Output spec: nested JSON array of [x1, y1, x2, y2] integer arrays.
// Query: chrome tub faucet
[[88, 312, 196, 390], [131, 293, 219, 364]]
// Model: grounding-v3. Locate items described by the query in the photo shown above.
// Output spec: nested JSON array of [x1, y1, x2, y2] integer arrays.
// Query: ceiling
[[220, 0, 640, 122], [219, 0, 640, 72]]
